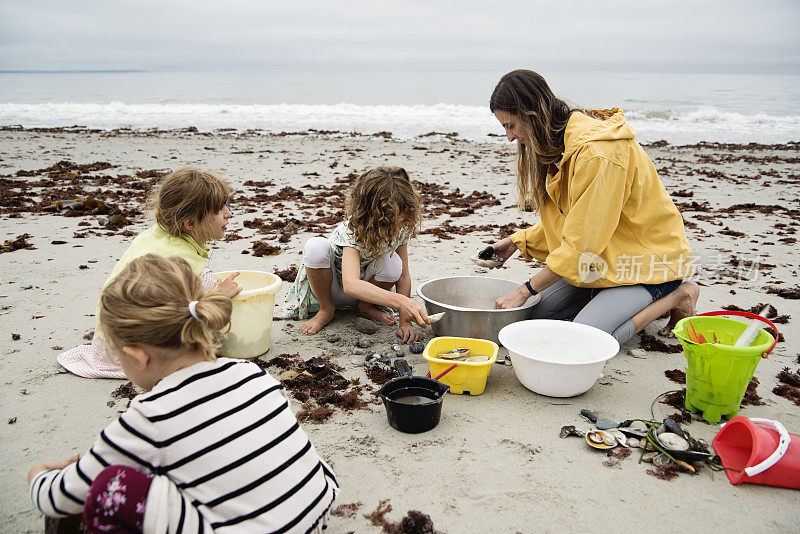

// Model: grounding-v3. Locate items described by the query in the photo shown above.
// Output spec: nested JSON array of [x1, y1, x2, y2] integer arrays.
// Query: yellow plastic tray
[[423, 336, 499, 395]]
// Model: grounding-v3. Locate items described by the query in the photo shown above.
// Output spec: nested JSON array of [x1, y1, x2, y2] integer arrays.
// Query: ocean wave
[[1, 102, 798, 144]]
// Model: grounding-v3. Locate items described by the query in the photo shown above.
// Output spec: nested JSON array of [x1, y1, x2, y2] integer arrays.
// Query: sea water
[[1, 69, 798, 144]]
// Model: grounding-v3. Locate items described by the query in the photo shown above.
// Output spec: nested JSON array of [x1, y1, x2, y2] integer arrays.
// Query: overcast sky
[[1, 0, 798, 73]]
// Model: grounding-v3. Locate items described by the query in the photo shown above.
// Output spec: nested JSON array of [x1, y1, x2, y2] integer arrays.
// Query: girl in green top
[[57, 168, 241, 378]]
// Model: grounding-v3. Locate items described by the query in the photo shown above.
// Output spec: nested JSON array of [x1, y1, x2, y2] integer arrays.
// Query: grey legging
[[530, 279, 653, 344]]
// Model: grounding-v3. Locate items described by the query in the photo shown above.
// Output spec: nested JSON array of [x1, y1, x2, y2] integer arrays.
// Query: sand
[[1, 128, 799, 533]]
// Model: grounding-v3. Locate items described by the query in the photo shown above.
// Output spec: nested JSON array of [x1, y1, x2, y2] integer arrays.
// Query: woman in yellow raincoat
[[488, 70, 698, 344]]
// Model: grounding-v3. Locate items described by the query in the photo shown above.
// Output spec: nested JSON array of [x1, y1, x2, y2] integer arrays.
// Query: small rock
[[291, 337, 299, 342], [378, 354, 392, 364], [350, 358, 361, 365], [87, 259, 98, 263], [326, 333, 341, 343], [628, 348, 647, 358], [409, 341, 424, 354], [366, 353, 379, 362], [11, 333, 20, 341], [23, 285, 32, 290], [355, 317, 378, 335], [352, 348, 365, 355], [394, 350, 405, 358], [356, 337, 372, 348], [391, 344, 403, 352]]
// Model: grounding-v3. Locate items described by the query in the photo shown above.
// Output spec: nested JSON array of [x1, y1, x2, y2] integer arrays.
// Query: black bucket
[[377, 360, 449, 434]]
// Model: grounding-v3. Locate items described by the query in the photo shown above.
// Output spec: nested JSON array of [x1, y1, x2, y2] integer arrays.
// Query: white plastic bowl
[[498, 320, 620, 397]]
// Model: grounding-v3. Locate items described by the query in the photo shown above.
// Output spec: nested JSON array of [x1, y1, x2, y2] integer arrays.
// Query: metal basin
[[417, 276, 537, 345]]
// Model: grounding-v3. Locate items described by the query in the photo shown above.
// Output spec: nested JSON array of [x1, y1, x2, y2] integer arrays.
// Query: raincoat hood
[[561, 108, 636, 164]]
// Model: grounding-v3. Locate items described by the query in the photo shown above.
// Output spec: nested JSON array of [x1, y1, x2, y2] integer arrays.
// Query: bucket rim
[[673, 315, 775, 352], [214, 270, 282, 300], [417, 276, 537, 313]]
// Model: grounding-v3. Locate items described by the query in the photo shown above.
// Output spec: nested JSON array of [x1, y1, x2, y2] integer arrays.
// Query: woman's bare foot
[[357, 301, 397, 325], [300, 308, 335, 334], [658, 281, 700, 337]]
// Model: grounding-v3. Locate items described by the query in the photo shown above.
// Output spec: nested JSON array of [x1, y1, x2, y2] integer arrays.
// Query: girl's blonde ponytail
[[99, 254, 232, 359]]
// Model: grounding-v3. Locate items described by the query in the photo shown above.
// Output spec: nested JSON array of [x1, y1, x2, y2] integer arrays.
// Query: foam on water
[[1, 101, 797, 144]]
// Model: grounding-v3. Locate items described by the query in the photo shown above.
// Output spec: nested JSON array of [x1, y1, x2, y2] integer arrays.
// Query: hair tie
[[188, 300, 202, 321]]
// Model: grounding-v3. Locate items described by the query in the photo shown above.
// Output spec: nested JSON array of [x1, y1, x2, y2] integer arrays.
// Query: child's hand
[[28, 453, 79, 483], [397, 296, 429, 329], [397, 322, 423, 344], [217, 272, 242, 299]]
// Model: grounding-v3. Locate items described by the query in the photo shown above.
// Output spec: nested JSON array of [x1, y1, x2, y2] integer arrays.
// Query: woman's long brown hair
[[490, 69, 577, 212]]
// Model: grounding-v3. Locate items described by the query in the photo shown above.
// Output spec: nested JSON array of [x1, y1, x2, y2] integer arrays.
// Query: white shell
[[470, 257, 503, 268], [627, 348, 647, 358], [586, 430, 617, 449], [428, 312, 446, 323], [658, 432, 690, 452]]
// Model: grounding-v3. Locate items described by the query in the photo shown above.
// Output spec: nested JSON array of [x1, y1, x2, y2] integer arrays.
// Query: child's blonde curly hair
[[345, 166, 422, 258]]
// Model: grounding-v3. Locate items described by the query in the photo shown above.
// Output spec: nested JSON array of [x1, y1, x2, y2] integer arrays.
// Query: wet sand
[[1, 128, 799, 532]]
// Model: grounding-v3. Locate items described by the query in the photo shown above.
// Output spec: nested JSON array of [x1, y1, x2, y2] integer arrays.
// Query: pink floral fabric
[[84, 465, 152, 534], [57, 266, 217, 379]]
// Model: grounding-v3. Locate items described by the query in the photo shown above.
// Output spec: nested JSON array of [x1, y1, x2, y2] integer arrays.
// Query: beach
[[1, 128, 799, 533]]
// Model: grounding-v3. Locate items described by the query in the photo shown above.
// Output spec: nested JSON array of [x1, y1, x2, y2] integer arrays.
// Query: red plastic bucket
[[712, 416, 800, 489]]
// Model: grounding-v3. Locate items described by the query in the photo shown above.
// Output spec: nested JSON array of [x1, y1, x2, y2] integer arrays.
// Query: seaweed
[[777, 367, 800, 387], [639, 332, 683, 353], [366, 364, 400, 385], [330, 502, 363, 518], [646, 464, 682, 481], [772, 384, 800, 406], [740, 377, 765, 406], [0, 234, 35, 253], [364, 499, 442, 534], [664, 369, 686, 384]]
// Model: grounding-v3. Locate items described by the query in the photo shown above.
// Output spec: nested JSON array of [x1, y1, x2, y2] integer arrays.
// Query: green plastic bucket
[[673, 311, 778, 424]]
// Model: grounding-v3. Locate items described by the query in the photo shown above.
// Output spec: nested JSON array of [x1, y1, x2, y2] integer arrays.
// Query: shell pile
[[434, 348, 489, 363]]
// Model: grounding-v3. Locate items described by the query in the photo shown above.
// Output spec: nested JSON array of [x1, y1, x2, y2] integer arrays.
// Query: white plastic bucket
[[213, 270, 282, 359], [498, 320, 620, 397]]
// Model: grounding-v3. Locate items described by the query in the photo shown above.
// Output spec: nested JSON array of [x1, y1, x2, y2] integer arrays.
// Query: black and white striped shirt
[[30, 358, 338, 533]]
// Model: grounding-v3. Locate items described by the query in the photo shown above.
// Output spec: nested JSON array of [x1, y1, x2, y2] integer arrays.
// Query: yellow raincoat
[[510, 108, 693, 288]]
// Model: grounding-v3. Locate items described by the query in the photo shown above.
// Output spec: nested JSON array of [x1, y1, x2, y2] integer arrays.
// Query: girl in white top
[[29, 254, 338, 533], [282, 166, 430, 343]]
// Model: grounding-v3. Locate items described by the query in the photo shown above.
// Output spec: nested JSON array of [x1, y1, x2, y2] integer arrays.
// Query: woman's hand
[[490, 237, 518, 262], [28, 454, 79, 483], [217, 272, 242, 298], [494, 285, 531, 310]]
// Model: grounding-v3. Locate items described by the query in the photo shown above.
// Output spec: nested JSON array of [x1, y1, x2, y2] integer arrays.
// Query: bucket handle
[[696, 311, 779, 357], [721, 418, 791, 477], [426, 363, 458, 381]]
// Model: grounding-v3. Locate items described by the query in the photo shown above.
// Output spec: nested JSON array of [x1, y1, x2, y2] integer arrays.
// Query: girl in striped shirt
[[29, 254, 339, 533]]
